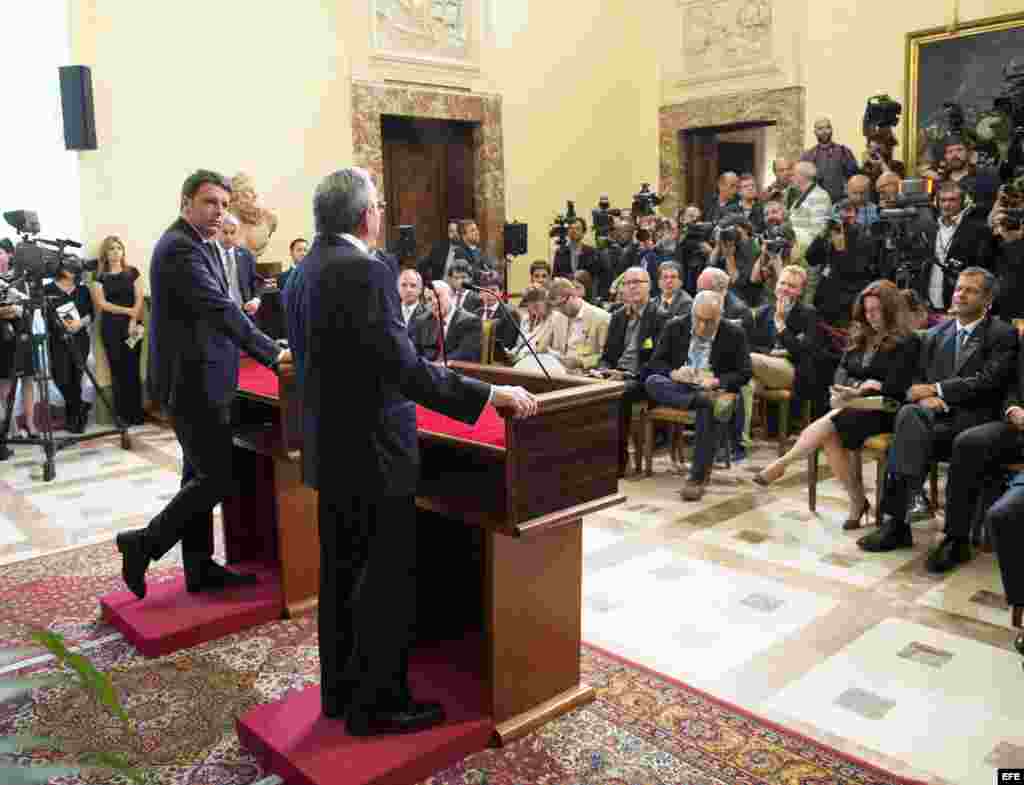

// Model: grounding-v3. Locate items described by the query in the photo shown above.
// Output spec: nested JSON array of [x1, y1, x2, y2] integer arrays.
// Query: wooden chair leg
[[644, 417, 655, 477], [631, 423, 643, 474], [777, 400, 789, 458], [807, 449, 818, 512], [930, 463, 940, 511], [875, 454, 885, 527]]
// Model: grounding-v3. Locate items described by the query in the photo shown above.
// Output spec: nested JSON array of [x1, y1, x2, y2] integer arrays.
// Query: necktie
[[955, 329, 969, 365]]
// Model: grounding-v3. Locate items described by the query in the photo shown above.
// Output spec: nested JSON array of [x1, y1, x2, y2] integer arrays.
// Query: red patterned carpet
[[0, 541, 925, 785]]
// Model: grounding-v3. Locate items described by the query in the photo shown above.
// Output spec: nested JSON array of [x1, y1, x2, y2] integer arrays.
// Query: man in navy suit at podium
[[289, 167, 538, 735]]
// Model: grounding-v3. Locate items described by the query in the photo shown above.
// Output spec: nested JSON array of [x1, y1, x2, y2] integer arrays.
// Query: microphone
[[461, 284, 552, 381]]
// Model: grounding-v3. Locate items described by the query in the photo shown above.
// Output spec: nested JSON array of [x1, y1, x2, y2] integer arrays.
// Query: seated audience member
[[418, 220, 462, 283], [915, 181, 993, 315], [806, 219, 881, 329], [553, 218, 601, 282], [548, 277, 611, 372], [591, 267, 666, 475], [932, 340, 1024, 574], [846, 175, 879, 227], [652, 262, 693, 320], [644, 291, 752, 500], [755, 281, 920, 528], [473, 286, 519, 354], [509, 285, 555, 362], [445, 260, 480, 313], [749, 265, 828, 412], [711, 216, 762, 308], [704, 172, 741, 224], [410, 280, 482, 363], [398, 268, 427, 329], [529, 259, 553, 289], [737, 173, 765, 234], [858, 267, 1018, 553], [992, 210, 1024, 319], [989, 466, 1024, 648], [454, 219, 503, 288], [696, 267, 753, 335], [573, 269, 595, 302]]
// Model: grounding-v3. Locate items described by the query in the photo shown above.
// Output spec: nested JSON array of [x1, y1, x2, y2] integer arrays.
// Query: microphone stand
[[464, 283, 552, 382]]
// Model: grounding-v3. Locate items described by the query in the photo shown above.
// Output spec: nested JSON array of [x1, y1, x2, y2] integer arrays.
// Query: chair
[[642, 393, 737, 477], [754, 380, 812, 457], [807, 432, 891, 527]]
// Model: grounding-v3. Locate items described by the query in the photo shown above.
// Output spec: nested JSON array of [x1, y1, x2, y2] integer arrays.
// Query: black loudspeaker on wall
[[58, 65, 98, 150], [503, 221, 528, 256]]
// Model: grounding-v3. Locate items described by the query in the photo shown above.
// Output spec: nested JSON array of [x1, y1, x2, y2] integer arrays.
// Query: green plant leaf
[[0, 763, 82, 784]]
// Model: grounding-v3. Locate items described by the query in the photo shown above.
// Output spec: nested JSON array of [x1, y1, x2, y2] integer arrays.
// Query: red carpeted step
[[237, 638, 494, 785], [99, 563, 283, 657]]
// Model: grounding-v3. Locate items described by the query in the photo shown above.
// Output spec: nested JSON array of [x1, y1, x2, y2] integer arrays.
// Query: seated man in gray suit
[[411, 280, 482, 363], [398, 268, 428, 330]]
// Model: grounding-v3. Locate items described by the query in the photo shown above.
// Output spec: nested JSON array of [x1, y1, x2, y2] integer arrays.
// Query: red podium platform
[[99, 563, 282, 657], [237, 638, 494, 785]]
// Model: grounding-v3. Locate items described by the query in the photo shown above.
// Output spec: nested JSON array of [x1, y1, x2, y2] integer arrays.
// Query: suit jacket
[[549, 301, 611, 371], [450, 288, 481, 315], [598, 300, 666, 375], [652, 290, 693, 321], [417, 240, 459, 283], [147, 217, 279, 412], [722, 289, 754, 336], [454, 245, 502, 287], [834, 332, 921, 401], [750, 301, 827, 401], [401, 301, 429, 332], [915, 315, 1019, 430], [230, 245, 263, 303], [645, 315, 753, 392], [553, 243, 601, 281], [290, 234, 490, 492], [411, 307, 483, 363], [914, 217, 994, 309]]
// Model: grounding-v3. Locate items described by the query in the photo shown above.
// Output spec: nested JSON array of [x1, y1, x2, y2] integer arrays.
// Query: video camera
[[762, 225, 792, 257], [3, 210, 92, 282], [630, 183, 663, 218], [591, 195, 622, 243], [995, 57, 1024, 183], [863, 94, 903, 135], [877, 178, 934, 222], [549, 201, 578, 248]]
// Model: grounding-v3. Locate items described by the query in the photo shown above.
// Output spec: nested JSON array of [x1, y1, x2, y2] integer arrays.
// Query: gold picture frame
[[904, 12, 1024, 174]]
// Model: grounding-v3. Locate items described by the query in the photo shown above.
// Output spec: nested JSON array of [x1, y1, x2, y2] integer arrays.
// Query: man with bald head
[[644, 290, 752, 499], [801, 117, 859, 203], [704, 171, 741, 224], [696, 267, 753, 335], [765, 158, 798, 208], [845, 174, 879, 227]]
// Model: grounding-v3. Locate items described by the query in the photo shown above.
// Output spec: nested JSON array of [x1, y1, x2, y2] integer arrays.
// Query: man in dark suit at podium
[[289, 167, 537, 735], [116, 169, 291, 598]]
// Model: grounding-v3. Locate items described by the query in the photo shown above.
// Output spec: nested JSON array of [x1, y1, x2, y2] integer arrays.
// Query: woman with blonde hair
[[754, 280, 920, 528], [91, 236, 145, 425]]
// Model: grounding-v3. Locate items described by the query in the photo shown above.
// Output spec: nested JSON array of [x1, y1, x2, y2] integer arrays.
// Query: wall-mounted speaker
[[58, 65, 97, 150], [503, 222, 527, 256]]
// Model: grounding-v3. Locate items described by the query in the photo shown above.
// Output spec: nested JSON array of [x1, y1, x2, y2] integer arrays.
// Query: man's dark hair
[[636, 228, 652, 243], [529, 259, 552, 275], [572, 217, 588, 234], [458, 219, 477, 239], [289, 237, 307, 252], [657, 261, 683, 278], [448, 260, 472, 277], [181, 169, 232, 203]]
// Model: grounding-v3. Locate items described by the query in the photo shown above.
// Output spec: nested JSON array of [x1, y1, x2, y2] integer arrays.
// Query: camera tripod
[[0, 276, 130, 482]]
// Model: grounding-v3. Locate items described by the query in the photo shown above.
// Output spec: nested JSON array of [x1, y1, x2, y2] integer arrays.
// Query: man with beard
[[801, 118, 859, 204], [938, 135, 1000, 216], [418, 221, 462, 283]]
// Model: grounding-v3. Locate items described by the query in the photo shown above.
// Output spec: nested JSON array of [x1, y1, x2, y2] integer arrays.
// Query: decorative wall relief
[[679, 0, 774, 81], [373, 0, 471, 63], [228, 173, 279, 259]]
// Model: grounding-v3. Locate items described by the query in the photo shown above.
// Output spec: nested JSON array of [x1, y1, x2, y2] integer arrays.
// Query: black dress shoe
[[857, 519, 913, 552], [184, 560, 259, 594], [925, 536, 972, 574], [116, 530, 152, 599], [345, 701, 445, 736]]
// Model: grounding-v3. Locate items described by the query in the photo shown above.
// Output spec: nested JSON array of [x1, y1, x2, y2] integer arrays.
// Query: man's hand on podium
[[276, 349, 294, 376], [491, 385, 539, 419]]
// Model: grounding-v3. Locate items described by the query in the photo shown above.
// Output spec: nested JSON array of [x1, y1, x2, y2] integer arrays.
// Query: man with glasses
[[548, 277, 610, 372]]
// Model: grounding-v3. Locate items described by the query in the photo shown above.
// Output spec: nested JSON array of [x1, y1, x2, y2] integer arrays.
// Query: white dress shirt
[[401, 302, 418, 325], [930, 215, 962, 309]]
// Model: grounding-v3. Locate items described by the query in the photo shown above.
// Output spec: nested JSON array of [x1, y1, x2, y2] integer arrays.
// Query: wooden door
[[683, 130, 719, 211]]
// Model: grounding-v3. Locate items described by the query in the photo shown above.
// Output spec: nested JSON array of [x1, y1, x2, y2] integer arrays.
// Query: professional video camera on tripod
[[872, 179, 934, 289], [1, 210, 129, 481]]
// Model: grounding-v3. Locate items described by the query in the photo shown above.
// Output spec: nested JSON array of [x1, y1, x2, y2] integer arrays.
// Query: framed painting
[[904, 12, 1024, 174]]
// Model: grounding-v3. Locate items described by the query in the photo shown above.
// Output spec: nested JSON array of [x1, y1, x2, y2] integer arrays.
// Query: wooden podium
[[230, 360, 625, 743]]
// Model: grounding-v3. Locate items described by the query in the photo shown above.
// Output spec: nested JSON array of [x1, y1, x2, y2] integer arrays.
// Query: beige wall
[[69, 0, 659, 297], [657, 0, 1021, 172]]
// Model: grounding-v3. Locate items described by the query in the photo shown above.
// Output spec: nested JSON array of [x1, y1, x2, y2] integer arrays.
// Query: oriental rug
[[0, 541, 926, 785]]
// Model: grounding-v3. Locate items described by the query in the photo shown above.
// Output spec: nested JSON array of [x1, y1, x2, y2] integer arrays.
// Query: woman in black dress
[[754, 280, 920, 528], [91, 236, 145, 425], [44, 265, 94, 433], [0, 239, 40, 442]]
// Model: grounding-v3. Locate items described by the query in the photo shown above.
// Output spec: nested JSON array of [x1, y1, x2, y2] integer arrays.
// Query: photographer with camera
[[806, 217, 881, 329], [991, 205, 1024, 319], [846, 174, 880, 227], [915, 181, 993, 315], [762, 158, 799, 209], [861, 128, 906, 187], [710, 216, 763, 308], [43, 263, 94, 433], [703, 172, 741, 224], [674, 217, 714, 296], [750, 199, 797, 308], [737, 173, 766, 234]]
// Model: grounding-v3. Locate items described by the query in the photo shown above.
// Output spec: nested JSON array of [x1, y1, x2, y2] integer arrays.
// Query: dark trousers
[[144, 405, 233, 569], [882, 404, 958, 521], [53, 351, 85, 422], [618, 379, 648, 474], [945, 421, 1024, 539], [644, 374, 716, 482], [101, 318, 143, 424], [989, 475, 1024, 606], [317, 491, 417, 715]]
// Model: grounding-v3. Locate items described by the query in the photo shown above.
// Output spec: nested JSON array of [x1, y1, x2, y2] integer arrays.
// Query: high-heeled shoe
[[1012, 606, 1024, 659], [843, 499, 871, 530], [753, 463, 785, 486]]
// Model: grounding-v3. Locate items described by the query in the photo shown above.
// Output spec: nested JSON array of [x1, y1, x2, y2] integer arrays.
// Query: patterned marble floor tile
[[0, 440, 156, 492], [582, 546, 838, 686], [0, 511, 25, 549], [760, 618, 1024, 785], [916, 552, 1015, 631]]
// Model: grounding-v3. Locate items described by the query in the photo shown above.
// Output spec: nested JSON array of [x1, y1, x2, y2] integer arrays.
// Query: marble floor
[[0, 424, 1019, 785]]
